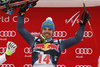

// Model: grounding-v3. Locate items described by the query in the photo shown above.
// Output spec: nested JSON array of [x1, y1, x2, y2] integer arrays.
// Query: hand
[[18, 1, 37, 16], [79, 11, 91, 26], [6, 41, 17, 55], [29, 1, 37, 7], [18, 2, 29, 16]]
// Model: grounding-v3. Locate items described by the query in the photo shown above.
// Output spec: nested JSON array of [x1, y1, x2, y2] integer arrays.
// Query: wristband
[[6, 50, 13, 56]]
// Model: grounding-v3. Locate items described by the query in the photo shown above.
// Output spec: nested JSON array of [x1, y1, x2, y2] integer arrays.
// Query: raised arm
[[17, 14, 35, 47], [60, 25, 85, 52], [0, 41, 17, 65], [0, 54, 7, 65], [17, 2, 38, 47], [60, 11, 90, 52]]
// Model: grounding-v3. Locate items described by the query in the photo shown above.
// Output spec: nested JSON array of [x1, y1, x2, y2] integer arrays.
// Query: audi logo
[[57, 65, 66, 67], [53, 31, 67, 37], [61, 49, 67, 54], [0, 31, 16, 37], [75, 48, 93, 55], [83, 31, 93, 38], [75, 65, 92, 67], [23, 64, 32, 67], [24, 47, 32, 54], [23, 64, 66, 67], [0, 47, 6, 54], [1, 64, 15, 67]]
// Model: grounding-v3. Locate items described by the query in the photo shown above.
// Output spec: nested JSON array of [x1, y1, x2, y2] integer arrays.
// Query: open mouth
[[45, 33, 50, 36], [44, 32, 50, 35]]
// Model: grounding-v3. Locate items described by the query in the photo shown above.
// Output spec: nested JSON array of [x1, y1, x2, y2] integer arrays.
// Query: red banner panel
[[0, 6, 100, 67]]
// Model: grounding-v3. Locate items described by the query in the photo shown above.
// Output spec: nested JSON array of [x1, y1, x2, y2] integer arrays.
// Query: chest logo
[[34, 43, 59, 52]]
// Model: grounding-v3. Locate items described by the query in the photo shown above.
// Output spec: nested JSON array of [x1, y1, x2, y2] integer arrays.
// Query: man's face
[[42, 27, 53, 39]]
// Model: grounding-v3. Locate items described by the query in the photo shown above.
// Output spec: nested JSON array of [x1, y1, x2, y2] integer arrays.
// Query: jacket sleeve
[[0, 53, 7, 65], [59, 25, 85, 52], [17, 14, 36, 47]]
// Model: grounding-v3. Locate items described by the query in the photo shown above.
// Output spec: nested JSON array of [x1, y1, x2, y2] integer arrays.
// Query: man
[[17, 2, 90, 67], [0, 41, 17, 65]]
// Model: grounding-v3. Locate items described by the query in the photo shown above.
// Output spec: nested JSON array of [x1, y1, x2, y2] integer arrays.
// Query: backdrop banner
[[0, 6, 100, 67]]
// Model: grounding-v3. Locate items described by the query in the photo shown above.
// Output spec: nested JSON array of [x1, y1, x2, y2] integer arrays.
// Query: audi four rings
[[0, 31, 16, 37], [23, 64, 66, 67], [0, 47, 6, 54], [61, 49, 67, 54], [57, 65, 66, 67], [75, 65, 92, 67], [53, 31, 67, 37], [75, 48, 93, 55], [83, 31, 93, 38], [0, 64, 15, 67], [24, 47, 32, 54], [23, 64, 32, 67]]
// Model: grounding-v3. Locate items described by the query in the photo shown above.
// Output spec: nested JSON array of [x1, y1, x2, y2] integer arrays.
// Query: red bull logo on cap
[[34, 43, 59, 52]]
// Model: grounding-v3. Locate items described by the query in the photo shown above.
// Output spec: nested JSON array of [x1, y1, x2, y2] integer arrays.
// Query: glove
[[79, 11, 91, 26], [28, 1, 37, 8], [18, 2, 29, 16], [6, 41, 17, 56], [18, 1, 37, 16]]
